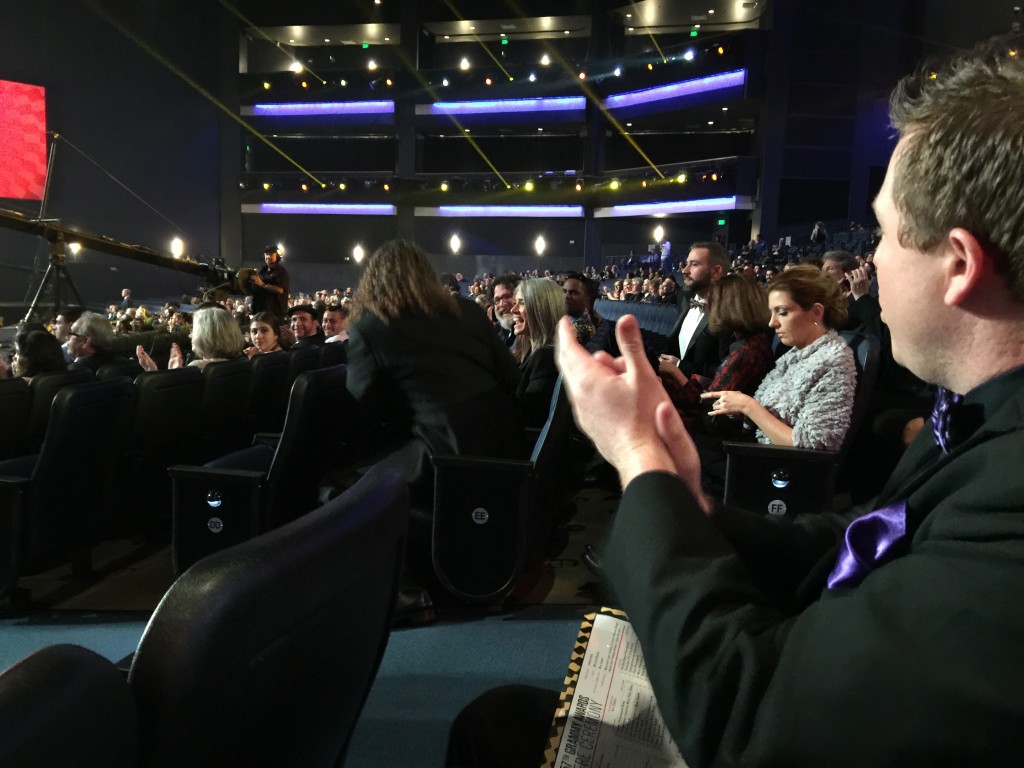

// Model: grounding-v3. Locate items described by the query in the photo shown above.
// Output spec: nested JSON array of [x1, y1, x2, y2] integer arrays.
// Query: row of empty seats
[[0, 344, 349, 609]]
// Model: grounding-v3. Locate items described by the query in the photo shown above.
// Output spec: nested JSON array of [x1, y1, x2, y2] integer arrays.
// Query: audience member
[[51, 306, 83, 363], [491, 273, 521, 348], [346, 239, 523, 503], [659, 274, 773, 427], [511, 277, 564, 428], [321, 303, 349, 344], [701, 264, 856, 451], [138, 306, 244, 371], [287, 304, 325, 348], [245, 311, 286, 358], [9, 330, 67, 380], [68, 311, 121, 373], [660, 242, 731, 378]]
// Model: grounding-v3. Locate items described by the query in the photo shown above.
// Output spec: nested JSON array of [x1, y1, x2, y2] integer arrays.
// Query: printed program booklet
[[540, 608, 688, 768]]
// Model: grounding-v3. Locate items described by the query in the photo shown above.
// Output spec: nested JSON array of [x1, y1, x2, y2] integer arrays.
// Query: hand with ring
[[701, 390, 752, 417]]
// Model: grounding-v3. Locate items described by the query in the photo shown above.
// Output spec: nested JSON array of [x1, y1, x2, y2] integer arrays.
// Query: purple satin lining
[[931, 387, 963, 454], [827, 499, 908, 590]]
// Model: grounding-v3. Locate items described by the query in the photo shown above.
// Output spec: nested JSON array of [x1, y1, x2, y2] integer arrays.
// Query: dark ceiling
[[234, 0, 770, 46]]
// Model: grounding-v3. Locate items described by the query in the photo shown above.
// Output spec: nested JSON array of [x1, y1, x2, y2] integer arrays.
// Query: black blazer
[[606, 365, 1024, 767], [347, 297, 523, 472], [516, 345, 557, 429]]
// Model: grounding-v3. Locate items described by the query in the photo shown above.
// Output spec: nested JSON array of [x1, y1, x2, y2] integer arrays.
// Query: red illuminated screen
[[0, 79, 47, 200]]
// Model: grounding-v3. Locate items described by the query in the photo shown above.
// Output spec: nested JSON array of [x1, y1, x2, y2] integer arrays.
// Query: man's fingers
[[613, 315, 650, 375], [700, 391, 722, 400], [593, 350, 627, 373], [654, 401, 707, 511]]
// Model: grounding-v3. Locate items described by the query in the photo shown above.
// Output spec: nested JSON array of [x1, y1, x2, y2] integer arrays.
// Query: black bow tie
[[689, 297, 706, 311]]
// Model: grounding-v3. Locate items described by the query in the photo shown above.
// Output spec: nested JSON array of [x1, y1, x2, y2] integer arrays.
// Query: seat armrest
[[0, 475, 32, 490], [168, 465, 267, 575], [251, 432, 281, 448], [429, 455, 535, 602], [167, 465, 267, 482], [722, 442, 839, 463], [430, 455, 534, 473], [722, 443, 840, 519]]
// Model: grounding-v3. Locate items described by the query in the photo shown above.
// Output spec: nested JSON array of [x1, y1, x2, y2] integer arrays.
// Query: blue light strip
[[424, 205, 584, 218], [594, 197, 738, 218], [604, 69, 746, 109], [257, 203, 396, 215], [426, 96, 586, 115], [249, 101, 395, 116]]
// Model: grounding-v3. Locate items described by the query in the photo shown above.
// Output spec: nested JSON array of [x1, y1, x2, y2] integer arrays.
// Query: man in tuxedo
[[659, 242, 730, 378], [448, 33, 1024, 768]]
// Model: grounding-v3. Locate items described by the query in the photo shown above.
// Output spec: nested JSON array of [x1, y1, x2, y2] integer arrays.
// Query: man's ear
[[945, 227, 993, 306]]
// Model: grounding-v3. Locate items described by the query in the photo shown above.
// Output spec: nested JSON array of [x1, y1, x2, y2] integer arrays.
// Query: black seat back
[[286, 344, 322, 385], [0, 378, 30, 460], [96, 359, 144, 381], [110, 368, 205, 533], [837, 331, 881, 462], [320, 341, 347, 366], [194, 357, 252, 462], [246, 351, 289, 434], [0, 644, 138, 768], [265, 364, 354, 528], [128, 464, 408, 768], [25, 368, 93, 453], [26, 378, 135, 571]]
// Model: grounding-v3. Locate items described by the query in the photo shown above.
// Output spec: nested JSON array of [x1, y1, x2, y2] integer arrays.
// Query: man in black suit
[[287, 304, 325, 348], [449, 33, 1024, 768], [659, 241, 731, 379], [118, 288, 134, 312], [68, 311, 124, 373], [552, 34, 1024, 767]]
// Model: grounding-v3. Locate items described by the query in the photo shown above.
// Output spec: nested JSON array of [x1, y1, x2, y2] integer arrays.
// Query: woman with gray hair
[[138, 306, 245, 371], [510, 277, 565, 427]]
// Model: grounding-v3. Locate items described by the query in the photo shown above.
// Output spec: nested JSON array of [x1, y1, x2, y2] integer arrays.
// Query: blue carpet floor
[[0, 605, 586, 767]]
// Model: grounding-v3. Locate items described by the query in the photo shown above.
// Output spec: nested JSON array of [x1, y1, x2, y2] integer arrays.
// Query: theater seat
[[108, 368, 205, 535], [0, 378, 135, 606], [0, 644, 138, 767], [128, 464, 408, 768], [0, 378, 29, 461], [245, 350, 289, 434], [722, 331, 881, 518], [413, 376, 575, 602], [168, 364, 354, 574], [192, 356, 252, 463], [96, 358, 144, 381], [24, 368, 93, 454]]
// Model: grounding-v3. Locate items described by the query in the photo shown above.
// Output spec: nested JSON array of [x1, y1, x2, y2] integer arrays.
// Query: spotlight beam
[[628, 0, 668, 64], [442, 0, 515, 82], [217, 0, 327, 85], [501, 0, 665, 179], [388, 37, 512, 189]]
